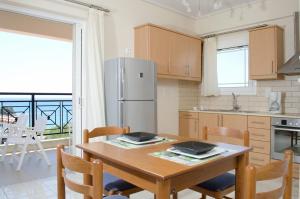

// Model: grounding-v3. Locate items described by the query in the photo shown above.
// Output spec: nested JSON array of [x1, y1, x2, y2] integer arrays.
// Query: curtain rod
[[64, 0, 110, 13], [202, 14, 294, 39], [203, 24, 267, 38]]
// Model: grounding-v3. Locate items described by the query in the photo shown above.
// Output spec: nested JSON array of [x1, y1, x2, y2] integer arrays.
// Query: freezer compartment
[[119, 100, 156, 133], [120, 58, 156, 100]]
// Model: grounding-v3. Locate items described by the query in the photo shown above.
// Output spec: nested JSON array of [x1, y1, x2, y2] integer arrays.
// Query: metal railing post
[[31, 93, 35, 127]]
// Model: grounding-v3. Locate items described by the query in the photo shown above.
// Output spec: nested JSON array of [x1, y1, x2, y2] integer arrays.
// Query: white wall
[[1, 0, 197, 134]]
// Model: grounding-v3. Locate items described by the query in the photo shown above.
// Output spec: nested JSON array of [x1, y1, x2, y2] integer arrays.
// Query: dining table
[[76, 134, 251, 199]]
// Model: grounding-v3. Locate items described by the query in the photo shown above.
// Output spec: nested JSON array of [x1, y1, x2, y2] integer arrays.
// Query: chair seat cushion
[[104, 195, 129, 199], [104, 172, 136, 192], [103, 172, 120, 187], [197, 173, 235, 192]]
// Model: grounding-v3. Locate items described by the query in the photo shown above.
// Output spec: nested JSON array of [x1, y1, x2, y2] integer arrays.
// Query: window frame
[[216, 45, 256, 96]]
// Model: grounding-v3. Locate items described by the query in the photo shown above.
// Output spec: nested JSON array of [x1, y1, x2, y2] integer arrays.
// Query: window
[[217, 46, 256, 95]]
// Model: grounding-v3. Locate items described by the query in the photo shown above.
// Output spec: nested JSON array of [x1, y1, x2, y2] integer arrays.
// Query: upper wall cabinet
[[134, 24, 202, 81], [249, 26, 284, 80]]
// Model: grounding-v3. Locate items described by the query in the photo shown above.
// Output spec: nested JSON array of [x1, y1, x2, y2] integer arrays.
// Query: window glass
[[217, 46, 256, 95], [217, 46, 248, 88], [0, 31, 72, 93]]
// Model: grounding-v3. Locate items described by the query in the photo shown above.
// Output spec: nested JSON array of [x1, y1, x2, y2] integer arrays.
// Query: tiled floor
[[0, 175, 299, 199], [0, 149, 57, 186]]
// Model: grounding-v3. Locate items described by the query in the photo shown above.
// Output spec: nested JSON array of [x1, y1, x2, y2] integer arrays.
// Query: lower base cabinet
[[179, 112, 300, 178], [179, 112, 199, 139], [249, 152, 270, 166]]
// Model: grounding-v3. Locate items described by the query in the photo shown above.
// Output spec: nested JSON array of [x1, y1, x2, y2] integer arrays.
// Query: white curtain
[[85, 8, 105, 130], [201, 37, 220, 97]]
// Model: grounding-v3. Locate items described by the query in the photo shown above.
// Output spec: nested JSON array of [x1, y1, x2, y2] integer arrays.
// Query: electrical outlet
[[124, 48, 132, 57]]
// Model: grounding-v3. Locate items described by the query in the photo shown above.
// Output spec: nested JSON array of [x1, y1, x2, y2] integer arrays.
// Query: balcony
[[0, 92, 72, 144]]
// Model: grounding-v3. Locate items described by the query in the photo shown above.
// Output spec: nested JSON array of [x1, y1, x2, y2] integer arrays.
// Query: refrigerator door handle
[[120, 65, 125, 100], [120, 101, 124, 127]]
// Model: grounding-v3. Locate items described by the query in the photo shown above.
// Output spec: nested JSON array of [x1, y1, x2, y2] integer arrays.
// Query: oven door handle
[[273, 127, 300, 132]]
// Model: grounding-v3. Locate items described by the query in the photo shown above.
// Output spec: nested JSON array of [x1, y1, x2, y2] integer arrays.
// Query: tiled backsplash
[[179, 76, 300, 114]]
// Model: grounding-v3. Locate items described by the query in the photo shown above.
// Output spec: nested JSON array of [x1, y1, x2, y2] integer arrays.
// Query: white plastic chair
[[1, 114, 28, 161], [4, 117, 50, 171]]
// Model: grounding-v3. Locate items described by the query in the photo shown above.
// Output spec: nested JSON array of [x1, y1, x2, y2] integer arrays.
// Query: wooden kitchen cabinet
[[198, 112, 219, 139], [135, 25, 170, 74], [179, 112, 199, 139], [221, 114, 248, 131], [249, 26, 284, 80], [248, 116, 271, 167], [134, 24, 202, 81], [169, 32, 189, 76], [187, 37, 202, 78]]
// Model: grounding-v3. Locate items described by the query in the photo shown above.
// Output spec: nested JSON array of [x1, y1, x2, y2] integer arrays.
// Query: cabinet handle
[[251, 157, 265, 162], [218, 114, 223, 127], [188, 65, 191, 76], [272, 61, 274, 74], [251, 145, 265, 150], [194, 120, 197, 133], [251, 133, 265, 137], [251, 121, 265, 125]]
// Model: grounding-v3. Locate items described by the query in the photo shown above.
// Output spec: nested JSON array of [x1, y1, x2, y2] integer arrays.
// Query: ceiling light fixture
[[181, 0, 191, 13], [197, 0, 201, 17], [230, 7, 234, 18], [261, 0, 266, 10], [213, 0, 222, 10], [182, 0, 189, 7]]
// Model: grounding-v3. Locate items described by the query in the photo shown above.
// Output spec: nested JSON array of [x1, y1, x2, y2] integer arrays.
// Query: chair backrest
[[34, 117, 48, 134], [15, 114, 28, 127], [245, 150, 293, 199], [7, 114, 28, 137], [57, 145, 103, 199], [202, 126, 249, 147], [83, 126, 130, 144]]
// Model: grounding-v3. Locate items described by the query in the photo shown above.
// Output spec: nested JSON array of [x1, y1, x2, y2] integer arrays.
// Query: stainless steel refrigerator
[[104, 57, 157, 133]]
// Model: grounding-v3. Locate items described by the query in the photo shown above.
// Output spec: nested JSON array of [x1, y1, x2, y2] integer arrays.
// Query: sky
[[0, 31, 72, 93]]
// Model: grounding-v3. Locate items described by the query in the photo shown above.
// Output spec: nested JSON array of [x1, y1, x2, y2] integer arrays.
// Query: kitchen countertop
[[179, 109, 300, 119]]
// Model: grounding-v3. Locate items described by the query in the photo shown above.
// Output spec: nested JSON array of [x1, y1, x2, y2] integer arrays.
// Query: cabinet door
[[198, 113, 219, 139], [169, 32, 189, 77], [179, 112, 198, 139], [249, 27, 275, 78], [221, 114, 247, 131], [134, 26, 149, 59], [179, 118, 198, 139], [149, 26, 170, 75], [187, 37, 202, 78]]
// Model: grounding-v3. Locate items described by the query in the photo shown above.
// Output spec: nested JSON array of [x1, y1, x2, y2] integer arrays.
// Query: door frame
[[0, 2, 86, 153]]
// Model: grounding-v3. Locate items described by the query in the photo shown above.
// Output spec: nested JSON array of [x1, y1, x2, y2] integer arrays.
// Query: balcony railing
[[0, 92, 72, 136]]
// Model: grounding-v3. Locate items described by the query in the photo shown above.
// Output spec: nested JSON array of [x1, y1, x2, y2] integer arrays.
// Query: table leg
[[156, 179, 171, 199], [235, 153, 247, 199], [83, 151, 92, 199]]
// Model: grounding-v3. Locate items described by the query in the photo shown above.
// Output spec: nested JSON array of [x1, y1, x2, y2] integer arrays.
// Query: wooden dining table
[[76, 134, 251, 199]]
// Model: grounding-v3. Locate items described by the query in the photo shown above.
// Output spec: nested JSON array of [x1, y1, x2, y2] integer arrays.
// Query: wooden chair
[[57, 145, 128, 199], [190, 126, 249, 199], [83, 126, 142, 197], [245, 150, 293, 199]]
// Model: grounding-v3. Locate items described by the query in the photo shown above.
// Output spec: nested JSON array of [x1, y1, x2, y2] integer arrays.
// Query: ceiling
[[143, 0, 261, 19]]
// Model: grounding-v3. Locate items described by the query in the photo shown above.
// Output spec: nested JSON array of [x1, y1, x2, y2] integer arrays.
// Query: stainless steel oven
[[271, 117, 300, 163]]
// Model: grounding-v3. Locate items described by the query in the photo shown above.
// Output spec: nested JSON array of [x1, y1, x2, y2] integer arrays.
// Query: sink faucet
[[232, 93, 240, 111]]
